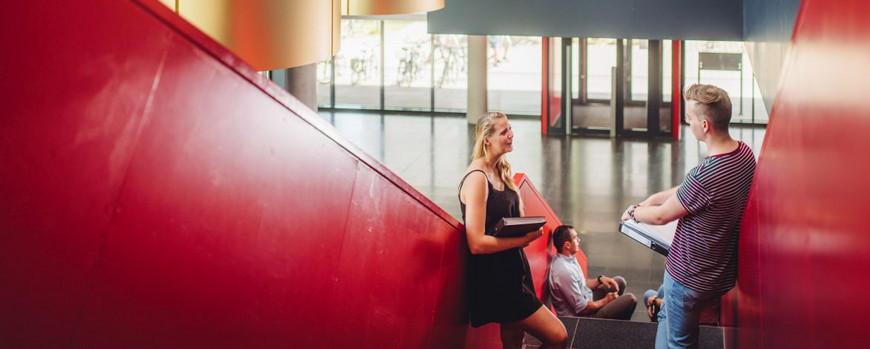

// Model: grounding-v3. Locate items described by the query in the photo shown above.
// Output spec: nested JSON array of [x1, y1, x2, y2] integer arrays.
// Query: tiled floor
[[321, 110, 765, 322]]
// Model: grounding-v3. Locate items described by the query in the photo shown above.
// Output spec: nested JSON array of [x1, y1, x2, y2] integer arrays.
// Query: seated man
[[548, 225, 638, 320]]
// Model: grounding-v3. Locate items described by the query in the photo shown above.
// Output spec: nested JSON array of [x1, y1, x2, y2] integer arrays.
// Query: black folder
[[489, 216, 546, 238]]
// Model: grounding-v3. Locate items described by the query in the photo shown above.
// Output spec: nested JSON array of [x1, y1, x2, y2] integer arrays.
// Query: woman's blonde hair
[[471, 111, 518, 192]]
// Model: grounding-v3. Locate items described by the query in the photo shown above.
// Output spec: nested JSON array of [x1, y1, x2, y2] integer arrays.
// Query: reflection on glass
[[384, 20, 431, 111], [549, 38, 562, 125], [630, 40, 649, 102], [335, 19, 381, 109], [752, 79, 769, 123], [488, 36, 542, 115], [434, 34, 468, 112], [317, 59, 332, 108], [663, 41, 673, 103], [572, 38, 581, 100], [587, 38, 616, 100], [684, 41, 767, 124]]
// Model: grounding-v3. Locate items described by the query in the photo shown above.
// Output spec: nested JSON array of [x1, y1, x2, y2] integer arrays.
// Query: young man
[[621, 84, 756, 348], [548, 225, 637, 320]]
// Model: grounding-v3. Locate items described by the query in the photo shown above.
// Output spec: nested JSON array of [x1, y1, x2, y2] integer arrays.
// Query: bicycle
[[350, 49, 375, 86]]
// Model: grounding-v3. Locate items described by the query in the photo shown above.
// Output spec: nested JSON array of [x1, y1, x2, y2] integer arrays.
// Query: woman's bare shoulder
[[460, 162, 488, 203], [462, 163, 487, 183], [464, 159, 487, 174]]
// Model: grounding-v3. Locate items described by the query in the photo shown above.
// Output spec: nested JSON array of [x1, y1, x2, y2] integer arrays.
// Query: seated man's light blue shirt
[[549, 253, 593, 316]]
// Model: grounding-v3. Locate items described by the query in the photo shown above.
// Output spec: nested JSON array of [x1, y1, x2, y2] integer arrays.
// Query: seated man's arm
[[579, 293, 617, 315], [564, 271, 589, 315], [551, 265, 590, 316]]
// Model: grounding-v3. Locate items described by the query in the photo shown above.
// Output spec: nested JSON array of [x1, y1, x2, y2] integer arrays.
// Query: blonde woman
[[458, 112, 567, 348]]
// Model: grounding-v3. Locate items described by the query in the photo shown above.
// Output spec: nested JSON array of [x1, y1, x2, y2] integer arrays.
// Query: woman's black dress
[[459, 170, 542, 327]]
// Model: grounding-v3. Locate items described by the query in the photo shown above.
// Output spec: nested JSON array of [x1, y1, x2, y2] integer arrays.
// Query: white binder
[[618, 219, 677, 256]]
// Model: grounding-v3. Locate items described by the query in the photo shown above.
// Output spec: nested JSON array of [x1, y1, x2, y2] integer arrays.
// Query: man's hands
[[647, 296, 663, 320], [599, 276, 620, 293], [639, 193, 659, 207], [620, 205, 636, 221]]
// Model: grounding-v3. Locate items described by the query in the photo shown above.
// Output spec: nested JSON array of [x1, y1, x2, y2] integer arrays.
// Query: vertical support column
[[541, 37, 549, 135], [647, 40, 662, 136], [672, 40, 682, 140], [284, 63, 318, 111], [467, 35, 488, 124], [614, 39, 625, 137], [610, 66, 617, 138], [561, 38, 572, 133]]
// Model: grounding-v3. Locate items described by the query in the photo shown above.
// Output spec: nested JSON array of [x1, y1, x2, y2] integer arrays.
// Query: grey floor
[[320, 110, 765, 322]]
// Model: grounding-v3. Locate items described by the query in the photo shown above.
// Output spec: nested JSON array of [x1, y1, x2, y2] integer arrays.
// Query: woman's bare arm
[[461, 172, 541, 255]]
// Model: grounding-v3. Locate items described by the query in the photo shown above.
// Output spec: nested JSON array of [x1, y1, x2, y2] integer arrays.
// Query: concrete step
[[523, 316, 731, 349]]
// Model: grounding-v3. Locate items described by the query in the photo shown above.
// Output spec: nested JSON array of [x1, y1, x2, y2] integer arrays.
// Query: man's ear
[[701, 118, 711, 133]]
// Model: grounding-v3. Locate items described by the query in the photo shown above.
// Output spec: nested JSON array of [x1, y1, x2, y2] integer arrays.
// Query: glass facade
[[334, 19, 381, 109], [486, 36, 542, 115], [306, 19, 767, 126], [316, 18, 542, 116], [384, 20, 431, 111], [433, 34, 468, 112], [586, 38, 616, 101], [685, 41, 769, 124]]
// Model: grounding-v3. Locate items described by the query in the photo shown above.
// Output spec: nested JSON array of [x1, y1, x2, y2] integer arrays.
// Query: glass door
[[571, 38, 617, 135], [548, 38, 673, 137], [620, 39, 672, 137]]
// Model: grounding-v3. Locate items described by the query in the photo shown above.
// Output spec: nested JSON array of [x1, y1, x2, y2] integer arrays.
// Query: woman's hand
[[521, 227, 544, 247]]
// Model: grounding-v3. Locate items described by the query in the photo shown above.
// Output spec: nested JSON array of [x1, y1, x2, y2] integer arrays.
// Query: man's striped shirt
[[668, 141, 756, 293]]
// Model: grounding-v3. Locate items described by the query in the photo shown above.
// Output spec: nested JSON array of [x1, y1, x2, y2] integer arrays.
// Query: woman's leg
[[499, 322, 525, 349], [511, 306, 568, 349], [501, 322, 526, 349]]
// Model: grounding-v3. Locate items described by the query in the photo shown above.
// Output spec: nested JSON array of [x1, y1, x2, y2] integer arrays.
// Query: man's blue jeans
[[655, 270, 721, 348]]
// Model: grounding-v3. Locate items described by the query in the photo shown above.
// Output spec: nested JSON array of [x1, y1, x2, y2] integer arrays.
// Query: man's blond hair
[[685, 84, 732, 132]]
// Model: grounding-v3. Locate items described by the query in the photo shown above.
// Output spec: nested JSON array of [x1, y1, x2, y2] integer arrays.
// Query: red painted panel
[[0, 1, 170, 346], [2, 0, 481, 347], [324, 168, 460, 347], [738, 0, 870, 347], [1, 0, 572, 347], [515, 173, 587, 290], [73, 33, 361, 345]]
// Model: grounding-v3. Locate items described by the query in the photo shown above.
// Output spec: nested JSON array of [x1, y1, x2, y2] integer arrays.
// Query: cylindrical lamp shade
[[344, 0, 444, 15], [157, 0, 176, 10], [177, 0, 340, 71]]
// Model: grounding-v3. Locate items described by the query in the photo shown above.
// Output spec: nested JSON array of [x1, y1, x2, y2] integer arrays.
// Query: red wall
[[0, 1, 561, 347], [737, 0, 870, 347], [514, 173, 588, 284]]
